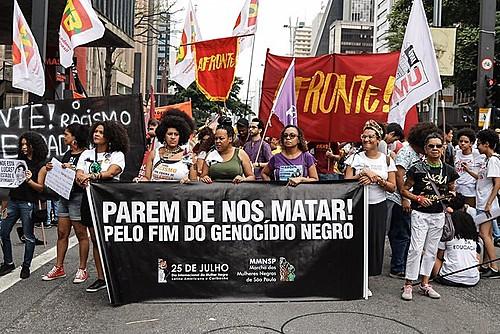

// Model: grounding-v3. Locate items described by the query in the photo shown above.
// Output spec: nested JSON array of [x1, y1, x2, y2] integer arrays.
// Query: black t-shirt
[[9, 158, 45, 203], [407, 161, 459, 213], [62, 150, 84, 195]]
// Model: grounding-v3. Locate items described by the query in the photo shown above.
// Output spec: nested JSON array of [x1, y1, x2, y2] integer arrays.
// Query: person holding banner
[[76, 121, 129, 293], [261, 125, 318, 186], [201, 117, 255, 184], [141, 114, 197, 182], [0, 132, 48, 279], [41, 124, 91, 283], [401, 132, 459, 300], [344, 120, 397, 283]]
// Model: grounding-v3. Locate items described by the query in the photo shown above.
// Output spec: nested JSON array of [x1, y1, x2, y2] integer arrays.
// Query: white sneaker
[[73, 268, 89, 284], [401, 285, 413, 301], [418, 284, 440, 299], [367, 289, 373, 297]]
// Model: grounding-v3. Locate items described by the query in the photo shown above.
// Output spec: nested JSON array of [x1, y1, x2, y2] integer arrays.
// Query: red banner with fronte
[[259, 51, 416, 142], [195, 36, 239, 102]]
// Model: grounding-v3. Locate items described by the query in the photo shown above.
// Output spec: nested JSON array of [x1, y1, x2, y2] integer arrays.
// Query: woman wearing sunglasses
[[76, 120, 129, 293], [261, 125, 318, 186], [400, 132, 459, 301], [200, 117, 255, 184], [344, 120, 397, 296]]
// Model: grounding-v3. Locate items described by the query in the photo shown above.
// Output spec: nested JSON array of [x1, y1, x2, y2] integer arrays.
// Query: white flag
[[12, 0, 45, 96], [232, 0, 259, 52], [388, 0, 442, 127], [59, 0, 105, 68], [171, 1, 203, 89]]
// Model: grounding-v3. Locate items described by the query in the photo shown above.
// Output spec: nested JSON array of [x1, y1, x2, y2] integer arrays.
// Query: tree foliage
[[387, 0, 495, 94], [168, 77, 252, 127]]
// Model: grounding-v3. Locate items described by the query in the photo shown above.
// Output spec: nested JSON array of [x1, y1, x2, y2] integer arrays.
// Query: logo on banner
[[279, 257, 296, 282], [14, 21, 35, 65], [61, 0, 92, 38], [391, 45, 429, 107], [158, 258, 171, 283]]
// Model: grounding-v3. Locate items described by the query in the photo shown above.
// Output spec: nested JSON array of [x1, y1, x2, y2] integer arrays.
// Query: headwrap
[[363, 120, 384, 139]]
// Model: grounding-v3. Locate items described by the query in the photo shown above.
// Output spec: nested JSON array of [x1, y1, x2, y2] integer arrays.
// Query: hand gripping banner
[[88, 181, 368, 305], [195, 36, 239, 102]]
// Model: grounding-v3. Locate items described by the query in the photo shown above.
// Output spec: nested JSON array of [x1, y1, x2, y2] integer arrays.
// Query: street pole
[[29, 0, 49, 103], [145, 0, 155, 94], [476, 0, 496, 113]]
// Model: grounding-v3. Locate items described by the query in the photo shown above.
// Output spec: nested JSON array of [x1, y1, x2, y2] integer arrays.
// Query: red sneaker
[[73, 268, 89, 284], [42, 266, 66, 281]]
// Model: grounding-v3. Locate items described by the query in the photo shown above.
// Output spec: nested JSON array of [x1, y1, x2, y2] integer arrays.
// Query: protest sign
[[0, 95, 145, 181], [88, 181, 368, 305], [0, 159, 28, 188], [44, 158, 76, 200]]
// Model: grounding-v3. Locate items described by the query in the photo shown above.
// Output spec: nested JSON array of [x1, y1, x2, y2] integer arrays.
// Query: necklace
[[426, 159, 442, 168], [161, 146, 182, 160]]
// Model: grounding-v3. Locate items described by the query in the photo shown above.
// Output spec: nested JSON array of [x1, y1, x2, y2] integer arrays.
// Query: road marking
[[0, 235, 78, 294], [126, 319, 159, 325]]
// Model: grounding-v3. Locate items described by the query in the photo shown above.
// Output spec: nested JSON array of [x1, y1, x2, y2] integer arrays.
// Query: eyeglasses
[[360, 134, 377, 141], [427, 144, 443, 149], [282, 133, 298, 139]]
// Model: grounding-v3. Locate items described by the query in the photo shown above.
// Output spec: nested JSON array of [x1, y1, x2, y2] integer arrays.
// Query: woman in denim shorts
[[41, 124, 90, 284]]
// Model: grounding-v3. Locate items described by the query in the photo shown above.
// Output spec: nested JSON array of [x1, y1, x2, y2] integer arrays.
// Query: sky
[[170, 0, 326, 111]]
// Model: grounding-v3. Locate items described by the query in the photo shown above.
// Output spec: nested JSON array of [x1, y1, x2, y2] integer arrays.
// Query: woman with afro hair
[[140, 111, 197, 182], [0, 132, 48, 279], [76, 120, 129, 293]]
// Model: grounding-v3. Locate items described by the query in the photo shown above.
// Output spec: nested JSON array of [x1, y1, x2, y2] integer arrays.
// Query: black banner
[[89, 181, 368, 305], [0, 95, 145, 182]]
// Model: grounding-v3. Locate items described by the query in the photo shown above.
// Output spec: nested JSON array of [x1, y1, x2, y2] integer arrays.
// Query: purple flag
[[272, 59, 297, 126]]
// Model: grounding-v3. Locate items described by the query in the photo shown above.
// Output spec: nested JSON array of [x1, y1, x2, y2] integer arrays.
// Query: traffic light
[[486, 76, 497, 107]]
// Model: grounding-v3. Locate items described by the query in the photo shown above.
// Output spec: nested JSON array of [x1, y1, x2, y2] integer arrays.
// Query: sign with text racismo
[[0, 95, 145, 182], [88, 181, 367, 305]]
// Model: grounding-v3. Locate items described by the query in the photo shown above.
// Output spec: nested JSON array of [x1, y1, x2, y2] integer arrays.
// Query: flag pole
[[245, 35, 257, 108], [254, 109, 274, 164]]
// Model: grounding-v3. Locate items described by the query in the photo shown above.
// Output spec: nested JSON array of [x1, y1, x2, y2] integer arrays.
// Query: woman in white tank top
[[141, 113, 197, 182]]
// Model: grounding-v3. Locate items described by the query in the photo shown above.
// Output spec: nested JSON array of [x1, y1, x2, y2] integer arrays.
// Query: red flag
[[194, 36, 239, 102]]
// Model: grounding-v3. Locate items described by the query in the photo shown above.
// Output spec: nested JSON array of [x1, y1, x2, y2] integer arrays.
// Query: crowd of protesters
[[0, 110, 499, 299]]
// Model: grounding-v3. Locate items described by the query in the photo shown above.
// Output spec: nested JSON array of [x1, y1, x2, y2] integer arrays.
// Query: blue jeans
[[0, 200, 35, 268], [46, 199, 59, 226], [388, 201, 411, 273], [492, 219, 500, 241]]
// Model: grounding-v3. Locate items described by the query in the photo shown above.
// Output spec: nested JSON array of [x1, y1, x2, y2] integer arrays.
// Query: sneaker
[[418, 284, 441, 299], [0, 262, 15, 276], [35, 238, 45, 246], [480, 268, 500, 279], [86, 279, 106, 292], [494, 239, 500, 248], [34, 223, 42, 229], [401, 285, 413, 301], [73, 268, 89, 284], [367, 289, 373, 297], [479, 266, 489, 273], [42, 266, 66, 281], [20, 266, 30, 279], [43, 224, 52, 229], [389, 271, 406, 280]]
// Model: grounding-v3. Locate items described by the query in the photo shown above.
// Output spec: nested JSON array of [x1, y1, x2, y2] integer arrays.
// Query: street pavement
[[0, 223, 499, 334]]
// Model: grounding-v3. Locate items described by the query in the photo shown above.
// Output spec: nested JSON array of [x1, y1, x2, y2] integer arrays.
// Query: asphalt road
[[0, 224, 499, 334]]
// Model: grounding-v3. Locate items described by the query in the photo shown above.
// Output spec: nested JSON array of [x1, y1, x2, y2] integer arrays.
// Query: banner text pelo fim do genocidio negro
[[89, 181, 367, 304], [0, 95, 145, 181]]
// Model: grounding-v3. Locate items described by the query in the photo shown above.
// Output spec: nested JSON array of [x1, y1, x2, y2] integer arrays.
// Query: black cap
[[236, 118, 249, 127]]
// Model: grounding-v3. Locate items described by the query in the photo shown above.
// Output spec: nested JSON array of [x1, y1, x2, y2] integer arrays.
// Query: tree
[[168, 77, 252, 127], [386, 0, 497, 95]]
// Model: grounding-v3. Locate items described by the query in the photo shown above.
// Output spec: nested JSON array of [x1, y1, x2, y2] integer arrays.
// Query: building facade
[[293, 24, 313, 56], [373, 0, 395, 53]]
